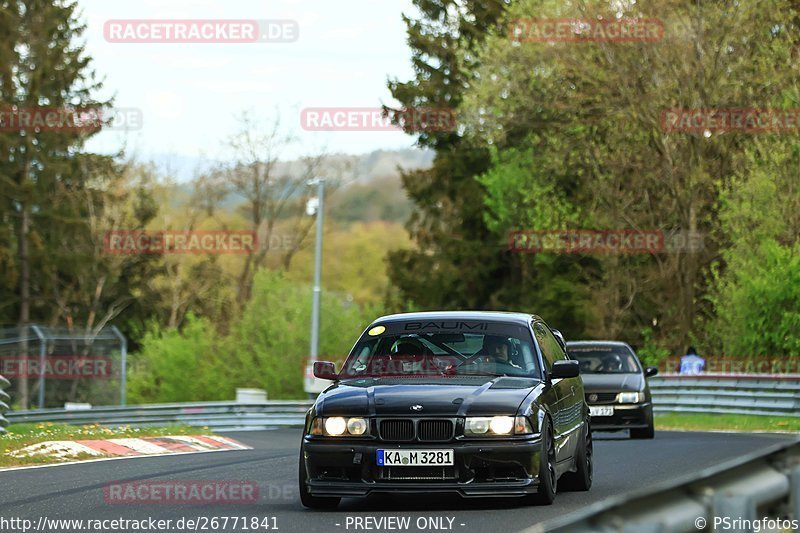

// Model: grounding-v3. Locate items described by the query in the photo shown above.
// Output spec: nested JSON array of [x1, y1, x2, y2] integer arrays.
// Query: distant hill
[[151, 148, 433, 224], [148, 148, 433, 184]]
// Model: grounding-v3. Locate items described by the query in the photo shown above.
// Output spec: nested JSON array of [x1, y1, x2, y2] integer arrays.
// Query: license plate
[[590, 406, 614, 417], [377, 449, 454, 466]]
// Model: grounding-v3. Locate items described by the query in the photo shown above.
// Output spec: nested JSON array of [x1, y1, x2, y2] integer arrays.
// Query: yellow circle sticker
[[368, 325, 386, 336]]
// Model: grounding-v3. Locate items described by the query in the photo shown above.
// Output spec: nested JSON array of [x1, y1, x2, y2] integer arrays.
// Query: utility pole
[[308, 178, 325, 364], [303, 178, 327, 398]]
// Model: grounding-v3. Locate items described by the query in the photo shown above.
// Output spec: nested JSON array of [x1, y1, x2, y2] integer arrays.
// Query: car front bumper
[[301, 436, 543, 498], [589, 402, 653, 431]]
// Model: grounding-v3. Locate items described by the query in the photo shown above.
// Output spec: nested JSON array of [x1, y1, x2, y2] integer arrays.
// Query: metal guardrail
[[4, 375, 799, 432], [0, 374, 9, 434], [6, 400, 314, 432], [528, 437, 800, 532], [649, 374, 800, 417]]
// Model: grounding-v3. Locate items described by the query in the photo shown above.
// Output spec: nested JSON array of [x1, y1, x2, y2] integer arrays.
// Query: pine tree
[[0, 0, 113, 407], [386, 0, 511, 310]]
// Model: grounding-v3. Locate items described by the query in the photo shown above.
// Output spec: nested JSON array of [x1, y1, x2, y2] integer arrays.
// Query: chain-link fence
[[0, 325, 127, 410]]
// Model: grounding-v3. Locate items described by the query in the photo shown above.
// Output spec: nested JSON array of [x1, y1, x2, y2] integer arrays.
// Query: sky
[[79, 0, 420, 170]]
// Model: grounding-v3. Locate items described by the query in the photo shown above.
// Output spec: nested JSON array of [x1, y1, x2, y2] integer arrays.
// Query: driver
[[480, 336, 521, 369], [390, 338, 428, 375], [602, 353, 623, 372], [392, 339, 424, 356]]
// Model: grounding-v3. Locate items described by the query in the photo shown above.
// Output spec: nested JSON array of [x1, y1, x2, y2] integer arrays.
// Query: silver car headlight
[[309, 417, 370, 436], [617, 392, 642, 404], [464, 416, 533, 436]]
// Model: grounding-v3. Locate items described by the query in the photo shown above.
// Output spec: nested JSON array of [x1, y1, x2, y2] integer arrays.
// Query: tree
[[459, 0, 800, 347], [0, 0, 114, 407], [708, 143, 800, 356], [385, 0, 511, 311], [216, 112, 342, 306]]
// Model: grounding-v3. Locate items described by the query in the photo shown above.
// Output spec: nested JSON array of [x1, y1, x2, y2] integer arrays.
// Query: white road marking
[[110, 438, 173, 454], [10, 440, 104, 459]]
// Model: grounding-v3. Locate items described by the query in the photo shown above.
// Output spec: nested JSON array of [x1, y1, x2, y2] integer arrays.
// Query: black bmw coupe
[[299, 311, 592, 508]]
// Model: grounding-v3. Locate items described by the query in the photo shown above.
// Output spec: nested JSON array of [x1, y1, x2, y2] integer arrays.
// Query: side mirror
[[552, 329, 566, 350], [313, 361, 338, 380], [551, 360, 580, 379], [645, 366, 659, 378]]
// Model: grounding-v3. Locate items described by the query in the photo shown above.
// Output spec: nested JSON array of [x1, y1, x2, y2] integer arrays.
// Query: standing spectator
[[679, 346, 705, 375]]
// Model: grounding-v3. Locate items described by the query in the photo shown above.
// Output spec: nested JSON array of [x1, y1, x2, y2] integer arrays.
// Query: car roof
[[372, 311, 541, 326], [566, 340, 634, 349]]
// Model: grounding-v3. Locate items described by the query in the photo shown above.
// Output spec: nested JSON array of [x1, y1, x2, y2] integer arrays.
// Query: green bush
[[711, 240, 800, 356], [127, 315, 223, 403], [128, 270, 383, 403], [708, 160, 800, 357], [636, 327, 672, 368]]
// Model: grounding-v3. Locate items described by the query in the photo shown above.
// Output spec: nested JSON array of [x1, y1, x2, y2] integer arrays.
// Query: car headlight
[[309, 417, 370, 437], [464, 416, 533, 436], [617, 392, 642, 404], [325, 417, 347, 435], [347, 417, 369, 435]]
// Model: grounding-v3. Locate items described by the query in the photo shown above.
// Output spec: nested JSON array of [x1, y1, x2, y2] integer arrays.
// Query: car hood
[[315, 376, 542, 417], [580, 373, 644, 392]]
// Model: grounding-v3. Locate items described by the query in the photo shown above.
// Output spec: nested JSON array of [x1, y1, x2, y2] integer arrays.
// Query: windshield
[[340, 321, 541, 379], [567, 345, 641, 374]]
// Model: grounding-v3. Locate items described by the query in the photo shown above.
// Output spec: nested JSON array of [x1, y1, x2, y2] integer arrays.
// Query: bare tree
[[219, 111, 346, 306]]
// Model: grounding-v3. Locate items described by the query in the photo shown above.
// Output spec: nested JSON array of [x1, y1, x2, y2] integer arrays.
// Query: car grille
[[418, 420, 454, 441], [378, 466, 456, 481], [379, 419, 455, 442], [380, 419, 415, 441], [585, 392, 618, 404]]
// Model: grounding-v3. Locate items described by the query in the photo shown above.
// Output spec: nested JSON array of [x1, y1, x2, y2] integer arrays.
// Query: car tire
[[298, 453, 341, 509], [630, 424, 655, 439], [529, 417, 556, 505], [560, 421, 593, 491]]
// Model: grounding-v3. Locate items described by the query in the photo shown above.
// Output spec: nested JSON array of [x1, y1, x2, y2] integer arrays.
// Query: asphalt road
[[0, 429, 795, 533]]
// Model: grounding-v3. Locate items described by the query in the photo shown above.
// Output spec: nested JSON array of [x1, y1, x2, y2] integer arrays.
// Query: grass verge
[[655, 412, 800, 433], [0, 423, 213, 468]]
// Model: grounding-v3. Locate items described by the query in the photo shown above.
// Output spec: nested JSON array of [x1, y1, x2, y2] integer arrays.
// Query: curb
[[10, 435, 251, 461]]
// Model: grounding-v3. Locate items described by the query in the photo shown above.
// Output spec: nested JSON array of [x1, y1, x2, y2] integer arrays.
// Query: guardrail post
[[111, 326, 127, 406], [0, 374, 10, 434], [30, 325, 46, 409], [792, 466, 800, 519]]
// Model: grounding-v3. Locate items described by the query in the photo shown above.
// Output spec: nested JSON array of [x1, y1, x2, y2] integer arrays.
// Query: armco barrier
[[649, 374, 800, 417], [5, 375, 799, 431], [5, 400, 314, 432], [528, 437, 800, 532], [0, 374, 9, 434]]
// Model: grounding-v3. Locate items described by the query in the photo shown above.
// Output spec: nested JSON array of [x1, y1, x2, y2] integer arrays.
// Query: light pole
[[303, 178, 327, 397], [308, 178, 325, 364]]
